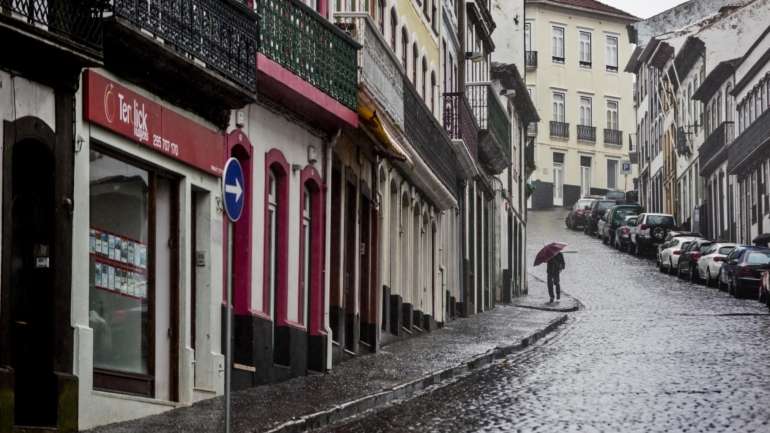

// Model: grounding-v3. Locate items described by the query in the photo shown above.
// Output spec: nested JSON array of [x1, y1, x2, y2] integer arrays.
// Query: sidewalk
[[514, 274, 580, 312], [85, 306, 569, 433]]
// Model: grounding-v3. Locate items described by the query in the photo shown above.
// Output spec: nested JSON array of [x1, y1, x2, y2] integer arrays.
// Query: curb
[[262, 314, 570, 433]]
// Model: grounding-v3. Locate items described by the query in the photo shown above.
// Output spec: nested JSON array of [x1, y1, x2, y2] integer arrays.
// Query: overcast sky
[[601, 0, 689, 18]]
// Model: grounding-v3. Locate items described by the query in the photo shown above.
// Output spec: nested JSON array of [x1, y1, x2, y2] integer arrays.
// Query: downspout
[[323, 129, 341, 370]]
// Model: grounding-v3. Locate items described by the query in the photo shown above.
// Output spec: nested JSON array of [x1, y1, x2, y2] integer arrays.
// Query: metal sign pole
[[225, 221, 233, 433]]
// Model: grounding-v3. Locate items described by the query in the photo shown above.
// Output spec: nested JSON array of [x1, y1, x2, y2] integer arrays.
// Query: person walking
[[546, 252, 565, 303]]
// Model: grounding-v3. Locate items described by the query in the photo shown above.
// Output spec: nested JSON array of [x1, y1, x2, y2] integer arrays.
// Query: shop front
[[74, 70, 227, 429]]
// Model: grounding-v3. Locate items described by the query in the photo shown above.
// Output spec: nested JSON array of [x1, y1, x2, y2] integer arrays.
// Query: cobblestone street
[[322, 209, 770, 433]]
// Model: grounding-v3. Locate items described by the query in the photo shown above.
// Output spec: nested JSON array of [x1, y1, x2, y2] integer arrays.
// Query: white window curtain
[[552, 27, 564, 61], [606, 100, 619, 130], [605, 35, 618, 70], [579, 31, 591, 65], [553, 92, 565, 122], [579, 96, 592, 125]]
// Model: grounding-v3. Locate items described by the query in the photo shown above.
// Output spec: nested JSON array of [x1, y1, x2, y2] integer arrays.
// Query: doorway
[[343, 179, 357, 353], [6, 139, 57, 426], [553, 163, 564, 206]]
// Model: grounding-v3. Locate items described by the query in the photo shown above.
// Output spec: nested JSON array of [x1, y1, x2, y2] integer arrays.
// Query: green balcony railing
[[257, 0, 359, 110]]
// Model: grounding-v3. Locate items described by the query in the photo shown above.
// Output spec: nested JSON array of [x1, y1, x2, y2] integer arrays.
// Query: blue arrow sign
[[223, 158, 245, 222]]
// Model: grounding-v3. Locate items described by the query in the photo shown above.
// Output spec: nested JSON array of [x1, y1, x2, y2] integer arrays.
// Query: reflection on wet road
[[321, 209, 770, 433]]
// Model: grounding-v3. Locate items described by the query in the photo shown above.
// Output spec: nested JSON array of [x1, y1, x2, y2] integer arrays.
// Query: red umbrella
[[534, 242, 568, 266]]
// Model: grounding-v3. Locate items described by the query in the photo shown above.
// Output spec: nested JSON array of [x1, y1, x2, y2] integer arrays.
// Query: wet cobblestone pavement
[[322, 209, 770, 433]]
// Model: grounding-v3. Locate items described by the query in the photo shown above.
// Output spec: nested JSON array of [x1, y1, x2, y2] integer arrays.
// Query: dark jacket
[[547, 253, 565, 275]]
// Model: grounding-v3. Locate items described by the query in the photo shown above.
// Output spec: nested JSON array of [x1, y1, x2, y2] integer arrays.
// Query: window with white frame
[[552, 26, 565, 63], [580, 156, 592, 196], [607, 159, 618, 190], [579, 31, 591, 67], [579, 96, 592, 125], [606, 100, 619, 130], [525, 22, 532, 52], [553, 92, 565, 122], [605, 35, 618, 72]]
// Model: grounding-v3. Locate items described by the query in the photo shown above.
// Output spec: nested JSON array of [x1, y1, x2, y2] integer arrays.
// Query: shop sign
[[83, 70, 224, 176]]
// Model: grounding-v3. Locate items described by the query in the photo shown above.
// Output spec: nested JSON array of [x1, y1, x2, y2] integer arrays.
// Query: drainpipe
[[323, 129, 341, 370]]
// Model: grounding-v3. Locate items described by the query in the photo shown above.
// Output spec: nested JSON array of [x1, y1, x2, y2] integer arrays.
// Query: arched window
[[389, 181, 399, 292], [390, 8, 397, 50], [412, 205, 421, 309], [412, 43, 418, 85], [400, 192, 410, 303], [430, 71, 437, 113], [423, 0, 430, 19], [377, 0, 385, 34], [725, 83, 733, 123], [422, 57, 428, 99], [264, 149, 290, 366], [401, 27, 408, 68]]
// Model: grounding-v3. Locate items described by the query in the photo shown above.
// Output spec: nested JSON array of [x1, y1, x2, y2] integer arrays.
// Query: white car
[[696, 243, 738, 286], [658, 236, 701, 274]]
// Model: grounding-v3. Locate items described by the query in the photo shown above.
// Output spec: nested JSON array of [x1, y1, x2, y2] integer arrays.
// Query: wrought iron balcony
[[604, 128, 623, 146], [577, 125, 596, 143], [699, 121, 734, 172], [404, 78, 459, 195], [550, 121, 569, 139], [111, 0, 258, 92], [525, 138, 536, 175], [468, 0, 495, 32], [1, 0, 104, 51], [258, 0, 358, 110], [525, 51, 537, 69], [443, 92, 480, 159], [466, 83, 512, 174]]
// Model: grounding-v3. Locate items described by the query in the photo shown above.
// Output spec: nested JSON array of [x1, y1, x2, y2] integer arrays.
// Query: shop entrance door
[[358, 195, 372, 350], [7, 140, 57, 426]]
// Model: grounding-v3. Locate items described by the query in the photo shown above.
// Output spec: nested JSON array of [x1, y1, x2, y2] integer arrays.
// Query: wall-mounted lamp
[[292, 163, 302, 173], [75, 135, 85, 153]]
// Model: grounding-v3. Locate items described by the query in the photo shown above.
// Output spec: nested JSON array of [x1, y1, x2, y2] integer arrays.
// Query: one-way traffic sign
[[223, 158, 245, 222]]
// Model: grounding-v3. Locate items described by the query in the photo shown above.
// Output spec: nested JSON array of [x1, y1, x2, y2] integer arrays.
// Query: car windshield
[[647, 215, 675, 226], [613, 209, 637, 223], [718, 246, 735, 255], [746, 252, 770, 265], [625, 218, 637, 226], [698, 243, 713, 253], [596, 201, 614, 211], [576, 199, 593, 209], [680, 242, 691, 250]]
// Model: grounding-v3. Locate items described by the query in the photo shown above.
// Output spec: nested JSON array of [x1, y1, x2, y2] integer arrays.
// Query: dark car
[[720, 246, 770, 298], [601, 204, 643, 247], [630, 213, 677, 256], [585, 199, 617, 236], [566, 197, 599, 230], [676, 239, 714, 282]]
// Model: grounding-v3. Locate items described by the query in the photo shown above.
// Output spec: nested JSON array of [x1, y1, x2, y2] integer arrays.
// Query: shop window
[[89, 148, 178, 398]]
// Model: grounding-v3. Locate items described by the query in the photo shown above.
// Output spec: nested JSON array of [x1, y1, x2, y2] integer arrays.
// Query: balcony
[[700, 121, 734, 176], [525, 138, 536, 176], [525, 51, 538, 69], [577, 125, 596, 143], [467, 0, 495, 32], [1, 0, 106, 81], [443, 92, 480, 159], [467, 83, 512, 174], [257, 0, 359, 123], [106, 0, 258, 126], [604, 128, 623, 146], [550, 121, 569, 139], [337, 12, 458, 205]]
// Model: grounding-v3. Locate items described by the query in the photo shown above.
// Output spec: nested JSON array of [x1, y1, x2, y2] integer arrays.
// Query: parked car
[[630, 213, 677, 256], [658, 236, 700, 274], [614, 215, 638, 252], [596, 209, 610, 240], [761, 271, 770, 311], [566, 197, 600, 230], [585, 199, 617, 236], [602, 204, 643, 247], [604, 190, 626, 201], [719, 246, 770, 298], [696, 243, 737, 287], [676, 239, 714, 282]]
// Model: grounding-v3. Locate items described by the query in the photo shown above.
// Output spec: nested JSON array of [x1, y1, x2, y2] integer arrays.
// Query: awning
[[358, 105, 412, 165]]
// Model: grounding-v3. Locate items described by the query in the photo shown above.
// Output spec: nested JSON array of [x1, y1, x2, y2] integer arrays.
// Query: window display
[[89, 149, 150, 376]]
